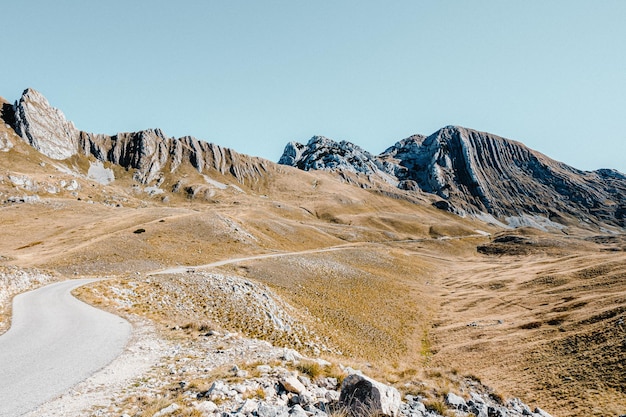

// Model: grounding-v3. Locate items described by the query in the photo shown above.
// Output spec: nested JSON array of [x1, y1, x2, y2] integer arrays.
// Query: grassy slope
[[431, 231, 626, 416], [0, 131, 624, 416]]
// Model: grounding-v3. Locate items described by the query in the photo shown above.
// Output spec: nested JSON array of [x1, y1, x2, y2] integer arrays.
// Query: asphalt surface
[[0, 279, 131, 417]]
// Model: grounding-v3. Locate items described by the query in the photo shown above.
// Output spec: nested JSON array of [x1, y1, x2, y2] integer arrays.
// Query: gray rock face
[[11, 89, 270, 185], [445, 392, 467, 411], [0, 130, 13, 152], [339, 373, 401, 417], [279, 136, 398, 186], [278, 141, 306, 166], [13, 89, 80, 160], [280, 375, 306, 394], [280, 127, 626, 229], [0, 99, 15, 152], [385, 126, 626, 228]]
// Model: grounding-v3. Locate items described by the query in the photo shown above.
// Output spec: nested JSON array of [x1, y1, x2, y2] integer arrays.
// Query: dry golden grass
[[1, 137, 624, 416], [219, 246, 438, 366], [430, 235, 626, 417], [119, 395, 203, 417]]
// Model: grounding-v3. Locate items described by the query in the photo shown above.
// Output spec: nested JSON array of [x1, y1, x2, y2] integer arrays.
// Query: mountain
[[7, 88, 271, 188], [2, 88, 626, 417], [3, 88, 626, 232], [280, 127, 626, 230]]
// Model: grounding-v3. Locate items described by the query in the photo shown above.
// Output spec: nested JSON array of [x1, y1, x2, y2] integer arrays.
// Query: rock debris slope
[[8, 88, 271, 186], [281, 127, 626, 230]]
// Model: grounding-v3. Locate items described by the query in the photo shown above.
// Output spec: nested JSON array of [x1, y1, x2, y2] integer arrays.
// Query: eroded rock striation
[[12, 89, 80, 160], [9, 88, 270, 185], [280, 136, 387, 178], [281, 127, 626, 229], [7, 88, 626, 230]]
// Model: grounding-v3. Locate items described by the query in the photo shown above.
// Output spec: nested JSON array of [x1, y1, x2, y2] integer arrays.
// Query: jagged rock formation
[[6, 88, 626, 230], [281, 127, 626, 229], [12, 89, 80, 160], [0, 97, 15, 152], [280, 136, 387, 178], [279, 136, 400, 189], [8, 88, 270, 185]]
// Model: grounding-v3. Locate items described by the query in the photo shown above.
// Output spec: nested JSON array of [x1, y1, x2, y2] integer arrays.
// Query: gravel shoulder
[[24, 316, 169, 417]]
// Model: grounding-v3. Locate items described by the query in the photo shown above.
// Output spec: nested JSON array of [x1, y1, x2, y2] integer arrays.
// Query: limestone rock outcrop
[[339, 373, 401, 417], [13, 89, 80, 160], [10, 89, 270, 185], [281, 127, 626, 229], [0, 99, 15, 152], [280, 136, 388, 178]]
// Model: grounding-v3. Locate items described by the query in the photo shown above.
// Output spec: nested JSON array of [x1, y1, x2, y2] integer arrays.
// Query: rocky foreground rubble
[[117, 340, 554, 417], [66, 274, 560, 417], [137, 362, 556, 417]]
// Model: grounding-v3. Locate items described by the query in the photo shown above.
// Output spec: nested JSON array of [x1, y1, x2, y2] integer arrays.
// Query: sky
[[1, 1, 625, 172]]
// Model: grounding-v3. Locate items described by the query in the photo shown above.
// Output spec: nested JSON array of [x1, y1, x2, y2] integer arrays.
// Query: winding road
[[0, 234, 488, 416], [0, 279, 131, 417], [150, 243, 364, 275], [150, 233, 490, 275]]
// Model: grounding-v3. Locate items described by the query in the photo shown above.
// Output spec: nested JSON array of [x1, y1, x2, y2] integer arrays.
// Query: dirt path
[[149, 242, 366, 274]]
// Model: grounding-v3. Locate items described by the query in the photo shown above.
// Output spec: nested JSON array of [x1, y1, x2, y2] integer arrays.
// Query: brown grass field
[[0, 140, 624, 416]]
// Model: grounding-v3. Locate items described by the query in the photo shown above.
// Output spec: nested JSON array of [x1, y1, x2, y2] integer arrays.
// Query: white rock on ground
[[339, 373, 401, 417]]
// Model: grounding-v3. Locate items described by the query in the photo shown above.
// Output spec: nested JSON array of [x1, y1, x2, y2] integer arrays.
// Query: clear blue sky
[[1, 1, 625, 172]]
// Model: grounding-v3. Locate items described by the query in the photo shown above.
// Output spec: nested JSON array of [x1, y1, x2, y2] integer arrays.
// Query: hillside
[[0, 88, 624, 416]]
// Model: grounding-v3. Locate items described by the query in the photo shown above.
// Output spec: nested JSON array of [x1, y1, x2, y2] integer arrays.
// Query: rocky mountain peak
[[13, 88, 80, 160], [280, 127, 626, 230], [8, 89, 271, 188], [277, 141, 306, 166], [278, 135, 390, 180]]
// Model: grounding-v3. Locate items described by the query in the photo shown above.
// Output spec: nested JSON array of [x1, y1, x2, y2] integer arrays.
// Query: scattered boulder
[[280, 375, 307, 395], [446, 392, 468, 412], [289, 404, 308, 417], [152, 403, 179, 417], [258, 403, 290, 417], [339, 373, 401, 417], [238, 399, 259, 414], [195, 401, 218, 414], [257, 364, 273, 374], [281, 349, 303, 362], [534, 407, 553, 417]]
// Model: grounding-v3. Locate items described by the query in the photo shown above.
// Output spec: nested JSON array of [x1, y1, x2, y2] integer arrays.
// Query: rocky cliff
[[6, 88, 625, 230], [281, 127, 626, 230], [7, 88, 271, 186]]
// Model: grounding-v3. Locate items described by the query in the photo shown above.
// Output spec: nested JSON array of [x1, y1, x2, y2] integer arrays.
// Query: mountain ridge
[[280, 127, 626, 230], [2, 88, 625, 231], [5, 88, 272, 188], [1, 88, 625, 417]]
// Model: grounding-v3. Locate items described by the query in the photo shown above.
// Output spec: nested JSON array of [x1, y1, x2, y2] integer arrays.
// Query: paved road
[[0, 279, 131, 417]]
